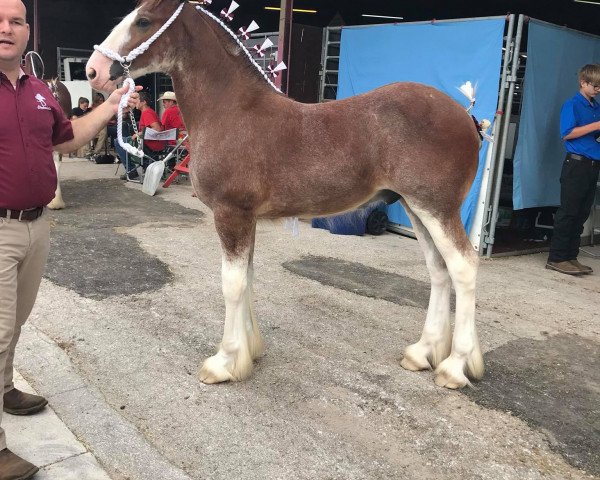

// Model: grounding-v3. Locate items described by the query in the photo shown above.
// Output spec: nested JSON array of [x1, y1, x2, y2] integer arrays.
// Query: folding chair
[[121, 128, 187, 183]]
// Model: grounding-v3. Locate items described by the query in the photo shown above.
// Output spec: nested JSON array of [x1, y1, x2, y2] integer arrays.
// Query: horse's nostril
[[87, 68, 97, 80]]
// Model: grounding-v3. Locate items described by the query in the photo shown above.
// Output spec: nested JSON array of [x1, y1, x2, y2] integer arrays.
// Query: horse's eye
[[136, 17, 151, 28]]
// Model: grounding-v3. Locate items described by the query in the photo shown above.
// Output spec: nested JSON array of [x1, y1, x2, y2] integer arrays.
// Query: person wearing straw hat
[[158, 91, 185, 143]]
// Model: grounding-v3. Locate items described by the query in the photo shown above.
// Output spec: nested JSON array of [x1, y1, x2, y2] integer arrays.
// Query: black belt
[[566, 153, 599, 164], [0, 207, 44, 221]]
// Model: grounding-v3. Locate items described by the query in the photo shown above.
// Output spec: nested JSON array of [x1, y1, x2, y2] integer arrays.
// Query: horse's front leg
[[199, 211, 260, 384], [47, 152, 65, 210]]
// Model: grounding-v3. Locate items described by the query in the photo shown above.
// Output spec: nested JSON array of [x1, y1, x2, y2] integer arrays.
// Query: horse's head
[[86, 0, 186, 93]]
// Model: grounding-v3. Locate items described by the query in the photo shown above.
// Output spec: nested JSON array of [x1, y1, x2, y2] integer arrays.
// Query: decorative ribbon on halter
[[457, 80, 493, 142], [220, 1, 239, 22], [253, 38, 273, 58], [458, 81, 477, 113], [238, 20, 259, 40], [267, 61, 287, 79], [195, 5, 281, 92]]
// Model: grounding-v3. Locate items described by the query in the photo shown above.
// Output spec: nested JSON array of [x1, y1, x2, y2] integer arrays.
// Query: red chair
[[162, 153, 190, 188]]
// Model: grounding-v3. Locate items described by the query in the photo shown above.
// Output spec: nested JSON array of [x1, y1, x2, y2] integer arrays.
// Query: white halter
[[93, 2, 186, 158]]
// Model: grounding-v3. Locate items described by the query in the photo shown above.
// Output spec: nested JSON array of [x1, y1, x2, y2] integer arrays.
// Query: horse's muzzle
[[109, 61, 125, 81]]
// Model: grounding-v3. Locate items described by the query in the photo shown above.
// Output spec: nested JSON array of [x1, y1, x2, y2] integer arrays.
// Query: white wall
[[62, 80, 93, 110]]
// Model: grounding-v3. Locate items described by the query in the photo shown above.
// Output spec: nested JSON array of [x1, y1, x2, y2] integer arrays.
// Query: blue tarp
[[512, 21, 600, 210], [336, 19, 505, 233]]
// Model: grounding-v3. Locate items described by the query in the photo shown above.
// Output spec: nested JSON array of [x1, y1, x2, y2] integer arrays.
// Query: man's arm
[[563, 120, 600, 140], [54, 85, 140, 154]]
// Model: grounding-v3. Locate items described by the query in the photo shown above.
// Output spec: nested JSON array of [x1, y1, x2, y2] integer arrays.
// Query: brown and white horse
[[86, 0, 484, 389], [23, 52, 71, 209]]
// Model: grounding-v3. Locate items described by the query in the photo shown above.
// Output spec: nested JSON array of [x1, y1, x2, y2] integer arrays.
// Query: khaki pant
[[0, 213, 50, 450], [93, 127, 108, 155]]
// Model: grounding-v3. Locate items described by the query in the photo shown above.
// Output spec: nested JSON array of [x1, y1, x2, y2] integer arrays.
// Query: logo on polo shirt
[[35, 93, 51, 110]]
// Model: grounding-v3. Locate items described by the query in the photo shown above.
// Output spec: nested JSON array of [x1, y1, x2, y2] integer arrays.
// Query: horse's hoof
[[47, 201, 65, 210], [198, 355, 235, 384], [400, 342, 432, 371], [434, 357, 470, 389], [400, 356, 430, 372]]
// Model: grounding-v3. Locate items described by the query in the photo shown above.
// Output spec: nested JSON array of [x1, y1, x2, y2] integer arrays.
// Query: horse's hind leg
[[247, 223, 265, 360], [399, 199, 452, 372], [199, 211, 261, 384], [47, 153, 66, 210], [408, 204, 484, 389]]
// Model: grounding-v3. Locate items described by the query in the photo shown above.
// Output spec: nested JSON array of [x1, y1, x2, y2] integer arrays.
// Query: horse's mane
[[136, 0, 279, 91]]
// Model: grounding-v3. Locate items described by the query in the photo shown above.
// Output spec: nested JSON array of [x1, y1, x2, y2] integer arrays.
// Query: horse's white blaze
[[198, 255, 254, 383], [101, 9, 136, 53], [86, 9, 138, 90], [406, 206, 482, 388]]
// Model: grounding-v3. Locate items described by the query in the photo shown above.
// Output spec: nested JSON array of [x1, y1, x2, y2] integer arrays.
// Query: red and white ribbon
[[253, 38, 273, 57], [267, 61, 287, 78], [238, 21, 259, 40], [220, 1, 239, 22]]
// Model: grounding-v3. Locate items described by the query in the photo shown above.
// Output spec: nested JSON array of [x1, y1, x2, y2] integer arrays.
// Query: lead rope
[[116, 76, 144, 159]]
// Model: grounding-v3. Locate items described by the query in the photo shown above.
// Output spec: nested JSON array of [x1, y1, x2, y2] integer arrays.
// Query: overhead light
[[573, 0, 600, 4], [264, 7, 317, 13], [362, 14, 404, 20]]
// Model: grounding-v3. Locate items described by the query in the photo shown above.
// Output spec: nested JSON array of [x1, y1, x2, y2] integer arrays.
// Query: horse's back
[[296, 81, 480, 189]]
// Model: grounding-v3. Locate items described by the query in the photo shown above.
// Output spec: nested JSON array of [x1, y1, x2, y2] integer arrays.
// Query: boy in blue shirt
[[547, 64, 600, 275]]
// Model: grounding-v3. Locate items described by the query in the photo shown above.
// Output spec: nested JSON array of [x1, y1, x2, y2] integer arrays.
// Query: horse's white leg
[[409, 206, 483, 389], [199, 215, 258, 384], [399, 200, 451, 372], [47, 152, 66, 210], [247, 224, 264, 360]]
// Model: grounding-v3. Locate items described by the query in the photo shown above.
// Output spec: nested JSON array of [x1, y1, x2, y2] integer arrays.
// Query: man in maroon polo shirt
[[0, 1, 139, 478]]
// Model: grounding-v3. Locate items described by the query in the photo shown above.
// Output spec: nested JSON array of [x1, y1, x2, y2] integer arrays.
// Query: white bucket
[[142, 160, 165, 196]]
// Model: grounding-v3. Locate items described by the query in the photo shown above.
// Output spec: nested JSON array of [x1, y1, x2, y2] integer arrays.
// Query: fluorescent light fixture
[[573, 0, 600, 4], [264, 7, 317, 13], [362, 14, 404, 20]]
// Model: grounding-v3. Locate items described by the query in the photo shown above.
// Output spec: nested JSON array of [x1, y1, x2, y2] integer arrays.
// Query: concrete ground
[[4, 373, 111, 479], [12, 158, 600, 480]]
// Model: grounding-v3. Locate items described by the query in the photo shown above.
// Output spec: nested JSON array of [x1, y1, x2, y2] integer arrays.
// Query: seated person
[[115, 91, 164, 179], [70, 96, 90, 119], [158, 91, 186, 145], [70, 97, 91, 157], [90, 93, 109, 157]]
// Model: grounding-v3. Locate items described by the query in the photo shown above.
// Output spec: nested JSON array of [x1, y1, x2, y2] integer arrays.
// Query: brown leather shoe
[[0, 448, 38, 480], [570, 259, 593, 274], [545, 260, 584, 275], [3, 389, 48, 416]]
